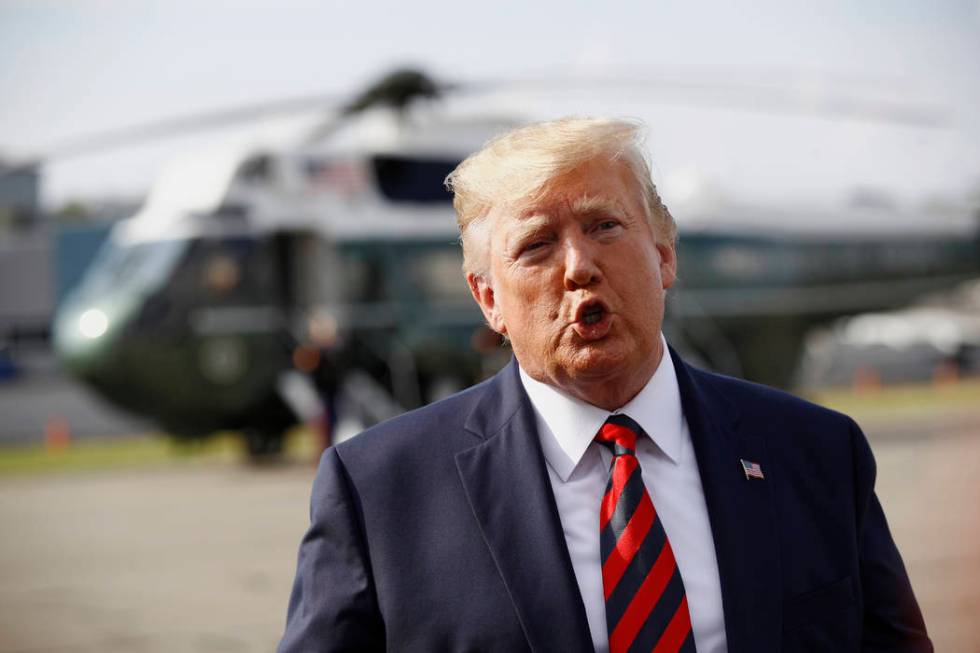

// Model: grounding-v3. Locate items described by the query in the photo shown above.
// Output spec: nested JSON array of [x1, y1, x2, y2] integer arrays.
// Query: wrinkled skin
[[467, 158, 676, 410]]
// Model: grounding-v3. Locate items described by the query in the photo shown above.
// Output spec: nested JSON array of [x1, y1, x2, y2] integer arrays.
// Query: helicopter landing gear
[[243, 428, 285, 462]]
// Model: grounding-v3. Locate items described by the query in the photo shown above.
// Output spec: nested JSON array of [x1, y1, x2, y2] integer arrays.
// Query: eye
[[519, 239, 551, 259], [591, 218, 622, 236]]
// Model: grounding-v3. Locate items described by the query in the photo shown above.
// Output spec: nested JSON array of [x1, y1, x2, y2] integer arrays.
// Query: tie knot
[[595, 414, 643, 456]]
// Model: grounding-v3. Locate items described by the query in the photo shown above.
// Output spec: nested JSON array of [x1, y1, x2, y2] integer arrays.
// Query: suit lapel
[[456, 360, 594, 653], [671, 349, 782, 653]]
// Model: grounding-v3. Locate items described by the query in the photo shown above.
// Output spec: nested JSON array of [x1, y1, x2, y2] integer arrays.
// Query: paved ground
[[0, 413, 977, 652], [869, 414, 980, 652], [0, 352, 148, 445], [0, 463, 310, 653]]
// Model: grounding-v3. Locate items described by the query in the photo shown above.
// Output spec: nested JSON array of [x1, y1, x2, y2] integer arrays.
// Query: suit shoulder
[[333, 375, 493, 464]]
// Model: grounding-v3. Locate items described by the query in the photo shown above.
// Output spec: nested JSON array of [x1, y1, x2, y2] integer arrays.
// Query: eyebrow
[[506, 216, 551, 249], [568, 195, 622, 216]]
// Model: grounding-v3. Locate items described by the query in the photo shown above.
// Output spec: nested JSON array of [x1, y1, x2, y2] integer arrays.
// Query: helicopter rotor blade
[[13, 67, 951, 173], [37, 92, 347, 162], [454, 74, 950, 128]]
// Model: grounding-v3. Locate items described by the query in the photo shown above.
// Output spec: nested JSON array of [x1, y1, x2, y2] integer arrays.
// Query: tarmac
[[0, 407, 978, 652], [0, 351, 149, 445], [0, 463, 308, 653]]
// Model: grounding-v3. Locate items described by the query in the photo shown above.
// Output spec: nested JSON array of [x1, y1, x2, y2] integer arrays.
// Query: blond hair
[[445, 117, 675, 274]]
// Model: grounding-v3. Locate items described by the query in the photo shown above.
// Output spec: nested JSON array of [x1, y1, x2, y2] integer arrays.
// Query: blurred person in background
[[279, 118, 931, 652]]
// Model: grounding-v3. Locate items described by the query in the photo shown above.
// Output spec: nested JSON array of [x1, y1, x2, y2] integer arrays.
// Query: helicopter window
[[74, 237, 187, 300], [174, 237, 280, 303], [212, 203, 249, 219], [371, 155, 459, 203], [239, 155, 272, 184], [204, 254, 242, 295]]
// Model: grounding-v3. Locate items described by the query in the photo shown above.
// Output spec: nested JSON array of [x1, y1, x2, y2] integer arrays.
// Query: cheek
[[508, 280, 562, 336], [621, 259, 666, 314]]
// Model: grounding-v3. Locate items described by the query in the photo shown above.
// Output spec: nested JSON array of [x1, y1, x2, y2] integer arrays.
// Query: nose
[[563, 234, 601, 290]]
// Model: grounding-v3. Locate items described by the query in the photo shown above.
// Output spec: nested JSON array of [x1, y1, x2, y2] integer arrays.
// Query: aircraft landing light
[[79, 309, 109, 339]]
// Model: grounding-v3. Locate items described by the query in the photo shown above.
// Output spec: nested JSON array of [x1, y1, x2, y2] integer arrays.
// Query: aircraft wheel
[[244, 429, 284, 462]]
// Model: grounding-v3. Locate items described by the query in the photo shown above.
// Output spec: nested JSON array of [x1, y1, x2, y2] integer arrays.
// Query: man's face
[[467, 158, 676, 409]]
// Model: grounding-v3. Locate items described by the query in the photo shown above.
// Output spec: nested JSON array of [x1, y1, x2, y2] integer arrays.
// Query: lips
[[571, 299, 612, 341]]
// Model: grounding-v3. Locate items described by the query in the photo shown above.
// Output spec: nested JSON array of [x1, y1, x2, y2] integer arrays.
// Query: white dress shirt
[[519, 337, 728, 653]]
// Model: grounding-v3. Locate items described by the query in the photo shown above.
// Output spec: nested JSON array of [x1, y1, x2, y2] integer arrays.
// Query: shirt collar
[[519, 335, 684, 482]]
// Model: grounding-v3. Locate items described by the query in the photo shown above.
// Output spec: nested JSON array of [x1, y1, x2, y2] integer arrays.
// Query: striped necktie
[[596, 414, 696, 653]]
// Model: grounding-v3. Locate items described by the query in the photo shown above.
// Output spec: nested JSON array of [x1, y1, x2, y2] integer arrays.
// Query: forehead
[[494, 159, 641, 226]]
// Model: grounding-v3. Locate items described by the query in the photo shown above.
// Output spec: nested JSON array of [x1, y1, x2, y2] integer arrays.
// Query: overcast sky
[[2, 0, 979, 211]]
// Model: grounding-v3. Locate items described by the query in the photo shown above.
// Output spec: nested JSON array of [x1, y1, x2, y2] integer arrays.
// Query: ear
[[467, 272, 507, 335], [657, 240, 677, 290]]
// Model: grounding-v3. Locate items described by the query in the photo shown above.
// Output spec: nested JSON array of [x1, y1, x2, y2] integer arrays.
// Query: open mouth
[[572, 300, 611, 340], [571, 299, 612, 341], [581, 303, 604, 325]]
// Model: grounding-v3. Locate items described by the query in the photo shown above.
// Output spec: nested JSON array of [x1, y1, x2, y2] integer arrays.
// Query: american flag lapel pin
[[740, 458, 765, 480]]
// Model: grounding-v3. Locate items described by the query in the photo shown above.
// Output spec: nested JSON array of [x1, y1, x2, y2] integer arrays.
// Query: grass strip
[[0, 428, 319, 476], [806, 378, 980, 423]]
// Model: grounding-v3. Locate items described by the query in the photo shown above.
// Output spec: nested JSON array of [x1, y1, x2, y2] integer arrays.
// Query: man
[[279, 118, 932, 652]]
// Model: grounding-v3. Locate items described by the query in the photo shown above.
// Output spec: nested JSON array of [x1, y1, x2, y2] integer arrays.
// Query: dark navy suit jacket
[[279, 349, 932, 652]]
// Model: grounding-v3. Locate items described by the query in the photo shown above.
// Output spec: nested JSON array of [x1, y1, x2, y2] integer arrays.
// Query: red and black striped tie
[[596, 414, 696, 653]]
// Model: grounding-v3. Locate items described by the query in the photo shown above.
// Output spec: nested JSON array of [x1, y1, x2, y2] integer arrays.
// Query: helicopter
[[44, 69, 980, 458]]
